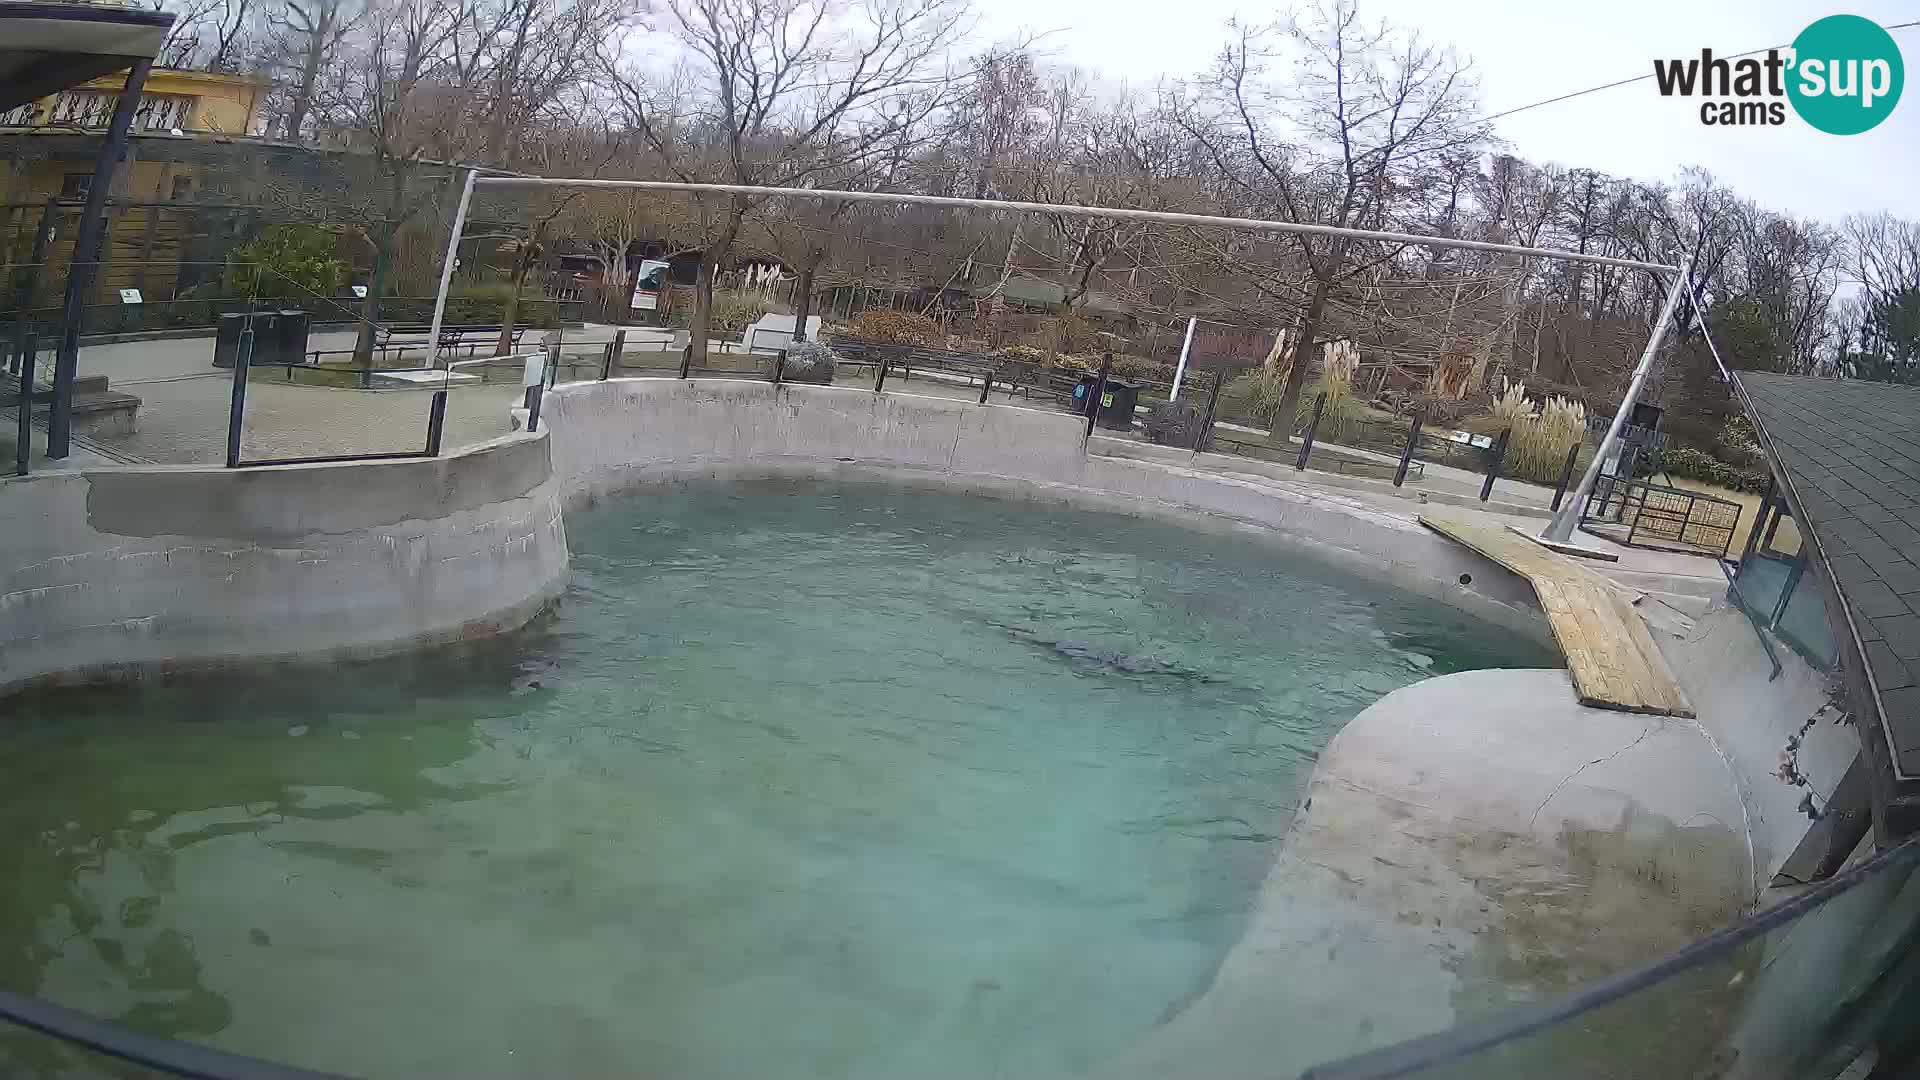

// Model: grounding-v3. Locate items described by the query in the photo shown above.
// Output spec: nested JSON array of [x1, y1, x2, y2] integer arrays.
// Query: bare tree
[[478, 0, 623, 163], [312, 0, 509, 364], [159, 0, 260, 72], [264, 0, 361, 139], [1176, 0, 1484, 439], [603, 0, 968, 361]]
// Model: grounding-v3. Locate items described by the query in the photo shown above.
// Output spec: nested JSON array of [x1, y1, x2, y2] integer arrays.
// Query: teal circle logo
[[1787, 15, 1904, 135]]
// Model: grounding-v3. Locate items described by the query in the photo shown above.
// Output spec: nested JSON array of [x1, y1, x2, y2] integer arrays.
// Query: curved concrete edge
[[1112, 668, 1757, 1079], [541, 378, 1551, 645], [0, 431, 570, 697], [1656, 604, 1856, 896]]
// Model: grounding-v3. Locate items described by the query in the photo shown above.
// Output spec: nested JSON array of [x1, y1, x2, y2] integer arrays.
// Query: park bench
[[371, 324, 527, 363]]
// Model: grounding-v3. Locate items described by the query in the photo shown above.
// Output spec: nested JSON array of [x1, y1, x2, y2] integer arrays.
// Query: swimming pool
[[0, 481, 1553, 1078]]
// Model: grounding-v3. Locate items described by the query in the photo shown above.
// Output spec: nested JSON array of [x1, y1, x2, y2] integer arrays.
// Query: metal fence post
[[1550, 442, 1581, 511], [10, 197, 54, 381], [1084, 352, 1113, 439], [224, 312, 254, 468], [678, 338, 693, 379], [874, 355, 890, 393], [1196, 369, 1225, 452], [771, 349, 787, 385], [1479, 428, 1511, 501], [425, 390, 448, 456], [1393, 412, 1424, 487], [13, 333, 32, 476], [601, 329, 625, 381], [1295, 391, 1327, 470]]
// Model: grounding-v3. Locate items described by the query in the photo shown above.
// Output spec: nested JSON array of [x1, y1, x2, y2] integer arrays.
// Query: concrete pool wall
[[0, 431, 568, 695], [540, 377, 1550, 642]]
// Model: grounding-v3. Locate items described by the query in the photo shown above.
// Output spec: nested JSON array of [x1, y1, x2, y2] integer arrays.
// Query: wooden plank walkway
[[1420, 514, 1695, 718]]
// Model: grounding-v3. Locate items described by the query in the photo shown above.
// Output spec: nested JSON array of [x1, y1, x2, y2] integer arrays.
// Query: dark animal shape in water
[[1003, 626, 1213, 681], [510, 658, 559, 695]]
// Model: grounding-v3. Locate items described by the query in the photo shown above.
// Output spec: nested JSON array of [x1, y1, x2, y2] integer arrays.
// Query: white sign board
[[118, 288, 142, 304], [351, 285, 369, 299], [630, 259, 671, 310]]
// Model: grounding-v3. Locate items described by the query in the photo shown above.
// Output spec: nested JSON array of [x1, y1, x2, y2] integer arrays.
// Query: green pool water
[[0, 481, 1552, 1079]]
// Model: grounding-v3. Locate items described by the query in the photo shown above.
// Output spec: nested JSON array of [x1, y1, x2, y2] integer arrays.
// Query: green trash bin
[[1097, 378, 1142, 430]]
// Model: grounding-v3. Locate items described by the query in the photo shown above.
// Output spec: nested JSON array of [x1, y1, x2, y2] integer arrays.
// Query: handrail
[[1300, 831, 1920, 1079]]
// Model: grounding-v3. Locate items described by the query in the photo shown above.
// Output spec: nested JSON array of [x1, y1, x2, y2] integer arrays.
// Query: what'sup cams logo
[[1654, 14, 1904, 134]]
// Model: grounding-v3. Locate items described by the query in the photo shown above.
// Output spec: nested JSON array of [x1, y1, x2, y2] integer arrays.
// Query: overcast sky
[[972, 0, 1919, 225]]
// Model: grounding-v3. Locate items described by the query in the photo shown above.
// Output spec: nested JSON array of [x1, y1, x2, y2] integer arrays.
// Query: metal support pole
[[11, 197, 54, 379], [601, 329, 625, 380], [1393, 413, 1424, 487], [678, 339, 693, 379], [1550, 442, 1582, 512], [224, 312, 254, 468], [874, 355, 889, 393], [1541, 259, 1691, 542], [1740, 476, 1776, 567], [424, 390, 448, 455], [771, 349, 786, 385], [13, 334, 32, 476], [1170, 316, 1196, 401], [1084, 352, 1113, 440], [1198, 369, 1224, 452], [1296, 392, 1327, 470], [1480, 428, 1511, 502], [978, 367, 993, 404], [425, 168, 478, 372], [49, 59, 151, 459]]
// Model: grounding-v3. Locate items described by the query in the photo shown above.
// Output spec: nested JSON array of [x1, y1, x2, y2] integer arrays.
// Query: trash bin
[[212, 313, 247, 368], [275, 310, 310, 366], [1097, 377, 1142, 430], [1072, 373, 1101, 415]]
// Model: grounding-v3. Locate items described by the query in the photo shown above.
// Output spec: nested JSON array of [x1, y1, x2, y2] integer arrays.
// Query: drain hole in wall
[[1458, 573, 1473, 586]]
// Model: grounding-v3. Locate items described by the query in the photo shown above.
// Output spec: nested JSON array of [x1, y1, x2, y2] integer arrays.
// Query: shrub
[[1244, 366, 1363, 443], [709, 290, 781, 334], [1040, 312, 1096, 355], [846, 309, 940, 345], [1469, 380, 1589, 483], [221, 224, 345, 303], [1654, 445, 1772, 493], [768, 340, 837, 384], [1715, 414, 1763, 467]]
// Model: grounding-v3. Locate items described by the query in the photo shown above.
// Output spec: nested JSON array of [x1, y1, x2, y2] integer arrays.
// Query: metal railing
[[1582, 474, 1744, 559]]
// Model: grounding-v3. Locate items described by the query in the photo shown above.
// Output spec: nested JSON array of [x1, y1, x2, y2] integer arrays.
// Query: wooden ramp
[[1420, 514, 1695, 718]]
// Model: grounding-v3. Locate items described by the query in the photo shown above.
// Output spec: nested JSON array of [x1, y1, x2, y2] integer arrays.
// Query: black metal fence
[[1581, 474, 1744, 558]]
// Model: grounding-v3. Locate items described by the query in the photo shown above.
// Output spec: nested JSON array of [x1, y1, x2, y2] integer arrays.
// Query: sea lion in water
[[1001, 626, 1213, 681]]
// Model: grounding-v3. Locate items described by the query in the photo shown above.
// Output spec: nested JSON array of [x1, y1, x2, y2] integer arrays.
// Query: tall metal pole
[[425, 168, 478, 371], [1540, 260, 1692, 544], [1170, 316, 1197, 401], [47, 58, 152, 459]]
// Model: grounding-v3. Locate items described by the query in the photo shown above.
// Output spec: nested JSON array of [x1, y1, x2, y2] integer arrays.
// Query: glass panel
[[1736, 552, 1794, 629], [1776, 561, 1840, 669]]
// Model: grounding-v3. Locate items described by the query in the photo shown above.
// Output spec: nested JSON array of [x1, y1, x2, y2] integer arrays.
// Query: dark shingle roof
[[1738, 373, 1920, 778]]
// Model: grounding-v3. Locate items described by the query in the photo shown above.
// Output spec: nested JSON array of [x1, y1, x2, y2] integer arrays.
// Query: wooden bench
[[376, 324, 526, 362]]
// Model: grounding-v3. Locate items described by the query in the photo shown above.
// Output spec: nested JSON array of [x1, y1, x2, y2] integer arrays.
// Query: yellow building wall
[[14, 68, 261, 135]]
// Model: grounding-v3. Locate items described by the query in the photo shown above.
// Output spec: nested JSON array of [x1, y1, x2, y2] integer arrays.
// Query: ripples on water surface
[[0, 481, 1552, 1078]]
